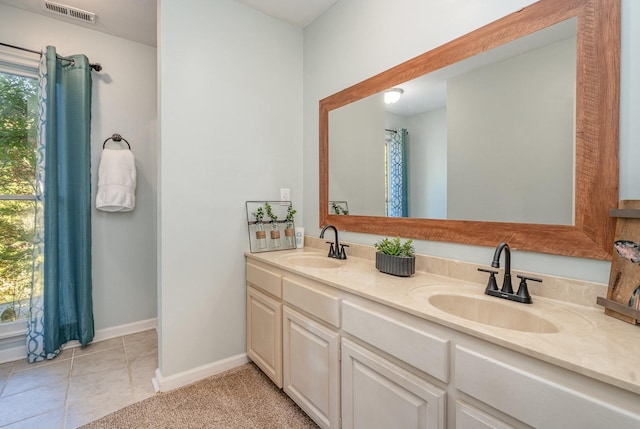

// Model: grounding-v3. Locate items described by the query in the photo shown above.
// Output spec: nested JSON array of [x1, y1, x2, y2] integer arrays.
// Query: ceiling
[[0, 0, 338, 47], [234, 0, 338, 28]]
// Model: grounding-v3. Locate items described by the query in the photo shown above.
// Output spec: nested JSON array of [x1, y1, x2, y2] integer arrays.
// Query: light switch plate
[[280, 188, 290, 204]]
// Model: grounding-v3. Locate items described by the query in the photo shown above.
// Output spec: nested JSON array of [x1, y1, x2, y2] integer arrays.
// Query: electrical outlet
[[280, 188, 290, 204]]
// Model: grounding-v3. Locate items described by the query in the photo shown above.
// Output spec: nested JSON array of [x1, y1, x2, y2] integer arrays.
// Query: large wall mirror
[[319, 0, 619, 260]]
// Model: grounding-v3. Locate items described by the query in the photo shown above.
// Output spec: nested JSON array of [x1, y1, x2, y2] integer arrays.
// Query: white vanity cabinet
[[283, 306, 340, 429], [282, 275, 342, 429], [341, 338, 446, 429], [454, 402, 514, 429], [454, 344, 640, 429], [245, 255, 640, 429], [341, 298, 448, 429], [246, 262, 283, 387]]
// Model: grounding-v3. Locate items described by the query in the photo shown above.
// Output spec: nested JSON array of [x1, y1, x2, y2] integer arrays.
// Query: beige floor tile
[[73, 337, 124, 358], [0, 383, 67, 426], [10, 348, 72, 372], [0, 362, 13, 394], [3, 408, 64, 429], [0, 361, 14, 376], [71, 345, 126, 377], [0, 331, 159, 428], [67, 362, 132, 404], [65, 388, 135, 429], [130, 354, 158, 401], [2, 359, 71, 397], [123, 329, 157, 361], [133, 381, 156, 402]]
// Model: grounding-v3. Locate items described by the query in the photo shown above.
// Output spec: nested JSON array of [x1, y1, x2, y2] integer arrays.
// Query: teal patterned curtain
[[387, 128, 408, 217], [27, 46, 94, 363]]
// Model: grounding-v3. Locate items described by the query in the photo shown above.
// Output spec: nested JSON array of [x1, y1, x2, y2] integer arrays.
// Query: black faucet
[[319, 224, 348, 259], [477, 242, 541, 304], [492, 242, 513, 294]]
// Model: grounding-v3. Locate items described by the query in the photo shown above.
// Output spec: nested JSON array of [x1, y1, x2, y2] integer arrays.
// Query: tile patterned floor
[[0, 329, 157, 428]]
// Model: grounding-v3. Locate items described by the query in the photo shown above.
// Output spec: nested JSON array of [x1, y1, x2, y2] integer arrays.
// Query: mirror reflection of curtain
[[26, 46, 94, 363], [386, 128, 408, 217]]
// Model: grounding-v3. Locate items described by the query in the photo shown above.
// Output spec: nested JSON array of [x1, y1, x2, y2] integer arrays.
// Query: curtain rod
[[0, 42, 102, 72]]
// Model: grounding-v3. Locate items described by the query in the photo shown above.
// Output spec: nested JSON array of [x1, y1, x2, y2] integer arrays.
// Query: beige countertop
[[246, 244, 640, 396]]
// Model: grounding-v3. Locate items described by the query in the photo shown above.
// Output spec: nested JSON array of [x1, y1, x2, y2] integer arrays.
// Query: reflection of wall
[[330, 94, 386, 216], [407, 108, 447, 218], [447, 37, 576, 224], [385, 112, 409, 131], [386, 108, 448, 219]]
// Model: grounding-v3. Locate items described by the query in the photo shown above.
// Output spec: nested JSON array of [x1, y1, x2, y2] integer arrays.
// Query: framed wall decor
[[246, 201, 296, 253]]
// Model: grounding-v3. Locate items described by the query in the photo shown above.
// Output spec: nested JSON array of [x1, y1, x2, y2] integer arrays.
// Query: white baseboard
[[92, 318, 157, 342], [0, 344, 27, 364], [0, 317, 157, 364], [153, 353, 249, 392]]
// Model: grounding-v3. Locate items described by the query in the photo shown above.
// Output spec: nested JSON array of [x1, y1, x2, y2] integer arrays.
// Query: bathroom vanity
[[246, 241, 640, 429]]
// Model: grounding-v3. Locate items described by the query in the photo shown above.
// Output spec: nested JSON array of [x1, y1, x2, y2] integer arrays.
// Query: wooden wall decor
[[597, 200, 640, 324]]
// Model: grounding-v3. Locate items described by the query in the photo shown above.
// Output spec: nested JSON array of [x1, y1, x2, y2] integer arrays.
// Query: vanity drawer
[[342, 300, 449, 383], [283, 277, 341, 328], [455, 345, 640, 429], [247, 262, 282, 298], [455, 401, 513, 429]]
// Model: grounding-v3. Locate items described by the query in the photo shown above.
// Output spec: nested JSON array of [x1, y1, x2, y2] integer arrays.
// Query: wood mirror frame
[[319, 0, 619, 260]]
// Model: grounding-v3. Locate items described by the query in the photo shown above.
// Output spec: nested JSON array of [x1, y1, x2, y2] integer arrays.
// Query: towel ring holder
[[103, 133, 131, 150]]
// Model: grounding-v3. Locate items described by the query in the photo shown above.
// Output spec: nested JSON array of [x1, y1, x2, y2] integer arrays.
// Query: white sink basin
[[427, 293, 559, 333]]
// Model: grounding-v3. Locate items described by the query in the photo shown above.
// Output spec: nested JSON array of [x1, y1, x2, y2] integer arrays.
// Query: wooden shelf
[[597, 297, 640, 324], [610, 208, 640, 219]]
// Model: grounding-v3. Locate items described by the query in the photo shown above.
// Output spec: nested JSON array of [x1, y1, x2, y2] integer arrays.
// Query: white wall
[[303, 0, 640, 284], [158, 0, 303, 376], [0, 5, 158, 335]]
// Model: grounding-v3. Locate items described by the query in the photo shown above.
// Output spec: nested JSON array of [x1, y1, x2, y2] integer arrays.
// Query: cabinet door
[[342, 338, 446, 429], [283, 305, 340, 429], [247, 286, 282, 388]]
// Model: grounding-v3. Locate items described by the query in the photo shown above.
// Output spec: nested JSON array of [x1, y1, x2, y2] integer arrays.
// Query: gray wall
[[159, 0, 303, 377]]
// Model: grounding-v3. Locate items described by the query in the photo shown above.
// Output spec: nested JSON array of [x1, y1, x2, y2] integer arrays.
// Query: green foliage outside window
[[0, 71, 38, 322]]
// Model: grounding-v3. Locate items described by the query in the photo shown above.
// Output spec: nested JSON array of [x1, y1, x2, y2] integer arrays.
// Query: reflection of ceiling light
[[384, 88, 404, 104]]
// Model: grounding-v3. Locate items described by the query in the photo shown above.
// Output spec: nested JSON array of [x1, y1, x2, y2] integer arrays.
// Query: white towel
[[96, 149, 137, 212]]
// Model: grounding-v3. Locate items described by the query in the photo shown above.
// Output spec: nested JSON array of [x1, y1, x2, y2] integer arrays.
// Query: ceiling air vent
[[40, 1, 96, 24]]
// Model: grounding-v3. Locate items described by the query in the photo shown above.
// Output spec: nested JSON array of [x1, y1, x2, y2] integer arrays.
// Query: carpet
[[81, 363, 319, 428]]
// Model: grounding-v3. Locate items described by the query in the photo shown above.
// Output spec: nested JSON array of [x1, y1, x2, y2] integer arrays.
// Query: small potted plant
[[332, 201, 349, 215], [284, 205, 297, 247], [252, 206, 267, 249], [374, 237, 415, 277], [264, 202, 281, 248]]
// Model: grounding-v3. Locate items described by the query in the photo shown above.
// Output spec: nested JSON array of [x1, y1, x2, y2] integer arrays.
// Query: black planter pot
[[375, 252, 416, 277]]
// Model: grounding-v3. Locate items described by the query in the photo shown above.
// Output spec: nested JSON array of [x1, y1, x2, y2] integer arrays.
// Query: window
[[0, 49, 39, 328]]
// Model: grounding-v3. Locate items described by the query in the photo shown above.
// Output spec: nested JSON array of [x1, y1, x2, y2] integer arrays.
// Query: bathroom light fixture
[[384, 88, 404, 104]]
